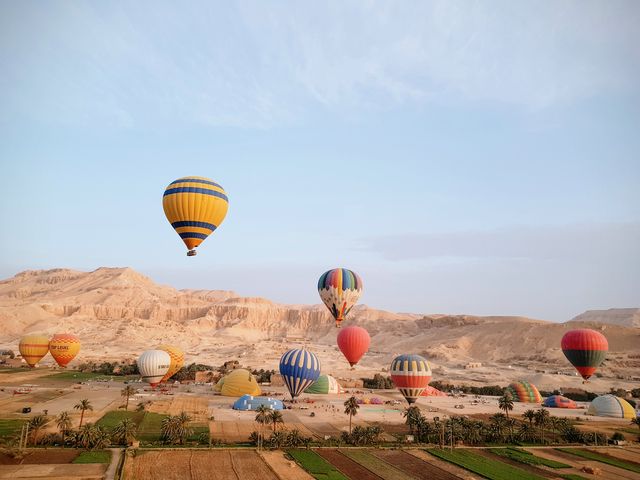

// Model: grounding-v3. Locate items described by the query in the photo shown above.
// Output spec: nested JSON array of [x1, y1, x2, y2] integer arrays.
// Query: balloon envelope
[[337, 326, 370, 367], [157, 344, 184, 383], [505, 381, 542, 403], [49, 333, 80, 368], [561, 329, 608, 380], [19, 334, 50, 368], [215, 369, 261, 397], [279, 348, 321, 400], [390, 354, 432, 404], [318, 268, 363, 327], [137, 350, 171, 387], [163, 176, 229, 256]]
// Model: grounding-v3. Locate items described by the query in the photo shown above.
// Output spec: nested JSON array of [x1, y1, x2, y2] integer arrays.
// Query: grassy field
[[0, 368, 30, 374], [559, 448, 640, 473], [341, 449, 412, 480], [559, 475, 589, 480], [490, 448, 570, 468], [72, 450, 112, 464], [96, 410, 145, 428], [427, 448, 546, 480], [136, 412, 166, 442], [287, 449, 349, 480], [0, 418, 27, 437]]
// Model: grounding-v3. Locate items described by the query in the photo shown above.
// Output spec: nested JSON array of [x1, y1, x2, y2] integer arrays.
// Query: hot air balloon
[[337, 326, 370, 367], [18, 334, 50, 368], [156, 344, 184, 383], [49, 334, 81, 368], [279, 348, 321, 400], [214, 369, 262, 397], [561, 329, 608, 381], [390, 354, 432, 404], [318, 268, 363, 327], [163, 176, 229, 256], [505, 381, 542, 403], [137, 350, 171, 387]]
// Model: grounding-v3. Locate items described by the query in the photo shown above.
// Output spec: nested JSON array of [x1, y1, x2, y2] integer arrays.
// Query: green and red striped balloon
[[561, 329, 608, 381]]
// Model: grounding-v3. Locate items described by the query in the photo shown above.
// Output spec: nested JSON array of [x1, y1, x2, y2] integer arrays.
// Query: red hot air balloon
[[561, 329, 608, 381], [337, 326, 370, 367]]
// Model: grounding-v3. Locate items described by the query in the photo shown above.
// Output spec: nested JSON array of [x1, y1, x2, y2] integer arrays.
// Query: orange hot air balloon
[[49, 334, 81, 368], [337, 326, 370, 367], [19, 334, 50, 368], [157, 344, 185, 383]]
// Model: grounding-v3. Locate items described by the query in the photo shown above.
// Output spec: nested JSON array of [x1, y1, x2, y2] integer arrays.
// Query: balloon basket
[[187, 249, 197, 257]]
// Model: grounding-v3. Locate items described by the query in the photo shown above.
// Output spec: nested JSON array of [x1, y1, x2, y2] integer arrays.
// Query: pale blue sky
[[1, 1, 639, 321]]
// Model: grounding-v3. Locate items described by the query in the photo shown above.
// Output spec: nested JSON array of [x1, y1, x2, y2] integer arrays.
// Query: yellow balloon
[[157, 344, 185, 383], [49, 333, 81, 368], [163, 176, 229, 256], [19, 334, 50, 368], [215, 369, 261, 397]]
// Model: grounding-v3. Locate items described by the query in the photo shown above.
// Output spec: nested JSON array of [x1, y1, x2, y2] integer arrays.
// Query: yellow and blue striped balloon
[[163, 176, 229, 256], [279, 348, 321, 400]]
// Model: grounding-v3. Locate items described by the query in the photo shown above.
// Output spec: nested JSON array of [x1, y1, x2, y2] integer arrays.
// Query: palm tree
[[161, 416, 180, 444], [268, 410, 284, 432], [74, 399, 93, 428], [76, 423, 102, 449], [534, 409, 550, 443], [28, 415, 50, 445], [548, 416, 562, 443], [56, 411, 72, 446], [522, 409, 535, 426], [112, 418, 137, 446], [344, 396, 359, 435], [489, 413, 507, 443], [467, 420, 484, 445], [176, 411, 193, 445], [403, 406, 422, 434], [255, 406, 271, 449], [498, 393, 514, 419], [121, 385, 136, 411]]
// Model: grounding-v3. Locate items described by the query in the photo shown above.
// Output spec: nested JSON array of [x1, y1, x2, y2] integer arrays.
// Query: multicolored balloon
[[390, 354, 432, 404], [137, 350, 171, 387], [163, 176, 229, 256], [337, 326, 370, 367], [318, 268, 363, 327], [157, 344, 184, 383], [561, 329, 608, 381], [18, 334, 50, 368], [49, 333, 81, 368], [279, 348, 321, 400], [505, 381, 542, 403]]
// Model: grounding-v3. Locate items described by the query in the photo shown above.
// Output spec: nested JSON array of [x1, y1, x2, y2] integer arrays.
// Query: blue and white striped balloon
[[279, 348, 321, 400]]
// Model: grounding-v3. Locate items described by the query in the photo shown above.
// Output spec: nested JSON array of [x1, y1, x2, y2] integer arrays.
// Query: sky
[[1, 1, 639, 321]]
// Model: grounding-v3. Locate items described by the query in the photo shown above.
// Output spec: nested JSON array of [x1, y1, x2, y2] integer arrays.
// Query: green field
[[559, 475, 589, 480], [73, 450, 112, 464], [96, 410, 145, 428], [287, 449, 349, 480], [0, 418, 27, 437], [133, 412, 165, 442], [341, 449, 411, 480], [489, 448, 570, 468], [427, 448, 546, 480], [0, 368, 30, 374], [559, 448, 640, 473]]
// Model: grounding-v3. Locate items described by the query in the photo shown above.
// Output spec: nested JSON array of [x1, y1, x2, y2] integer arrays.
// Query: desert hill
[[1, 268, 638, 390], [570, 308, 640, 328]]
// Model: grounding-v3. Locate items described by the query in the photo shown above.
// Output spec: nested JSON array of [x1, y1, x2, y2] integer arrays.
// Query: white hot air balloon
[[137, 350, 171, 387]]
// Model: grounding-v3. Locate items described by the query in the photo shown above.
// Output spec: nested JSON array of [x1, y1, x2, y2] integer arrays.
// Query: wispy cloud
[[1, 1, 639, 128]]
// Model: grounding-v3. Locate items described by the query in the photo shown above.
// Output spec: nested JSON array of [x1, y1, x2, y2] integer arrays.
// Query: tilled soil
[[316, 448, 383, 480], [372, 449, 460, 480]]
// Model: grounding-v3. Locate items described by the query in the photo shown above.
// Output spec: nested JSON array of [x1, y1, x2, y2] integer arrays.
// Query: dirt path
[[372, 449, 460, 480], [0, 464, 105, 479], [316, 449, 383, 480], [259, 451, 314, 480], [104, 448, 122, 480], [586, 447, 640, 466]]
